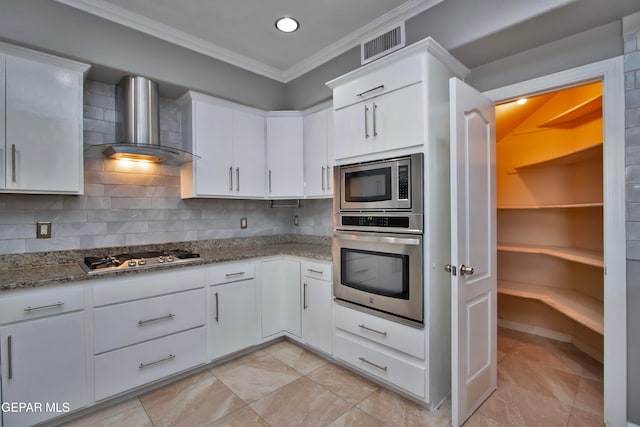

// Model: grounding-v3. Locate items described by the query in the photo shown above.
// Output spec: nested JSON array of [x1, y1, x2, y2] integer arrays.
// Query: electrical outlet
[[294, 215, 299, 226], [36, 221, 52, 238], [240, 217, 248, 229]]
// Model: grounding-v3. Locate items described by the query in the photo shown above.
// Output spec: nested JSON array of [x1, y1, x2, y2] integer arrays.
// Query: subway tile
[[25, 236, 80, 253], [110, 198, 153, 209], [148, 220, 185, 232], [628, 221, 640, 240], [87, 209, 148, 222], [63, 196, 111, 210], [126, 174, 166, 186], [628, 241, 640, 260], [83, 91, 116, 110], [626, 72, 636, 91], [107, 221, 149, 234], [0, 210, 35, 224], [626, 108, 640, 129], [85, 80, 116, 97], [79, 234, 126, 250], [145, 209, 191, 221], [626, 126, 640, 149], [85, 170, 130, 185], [627, 183, 640, 202], [627, 165, 640, 183], [84, 183, 105, 197], [0, 224, 33, 239], [625, 34, 638, 54], [84, 117, 117, 135], [55, 222, 107, 237], [0, 239, 26, 255], [34, 209, 87, 224], [628, 203, 640, 221], [103, 109, 117, 123], [82, 130, 105, 145], [104, 185, 147, 197], [625, 51, 640, 73], [146, 186, 180, 198], [4, 195, 64, 210], [84, 105, 104, 120]]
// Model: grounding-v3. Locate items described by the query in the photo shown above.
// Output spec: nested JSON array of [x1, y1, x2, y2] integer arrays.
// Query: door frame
[[483, 56, 626, 426]]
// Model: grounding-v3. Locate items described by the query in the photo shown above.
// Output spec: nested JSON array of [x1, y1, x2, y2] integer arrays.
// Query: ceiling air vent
[[361, 23, 405, 65]]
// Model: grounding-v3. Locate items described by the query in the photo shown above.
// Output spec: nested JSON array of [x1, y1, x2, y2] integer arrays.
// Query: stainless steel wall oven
[[333, 153, 424, 325]]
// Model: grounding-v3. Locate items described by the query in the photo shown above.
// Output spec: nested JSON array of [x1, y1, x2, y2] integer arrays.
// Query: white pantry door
[[449, 77, 497, 427]]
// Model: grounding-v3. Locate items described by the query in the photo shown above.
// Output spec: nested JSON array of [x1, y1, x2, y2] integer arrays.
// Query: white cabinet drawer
[[92, 268, 206, 307], [334, 304, 424, 359], [94, 326, 206, 401], [335, 333, 425, 398], [302, 260, 332, 282], [332, 54, 423, 110], [0, 285, 84, 324], [210, 262, 255, 285], [93, 288, 206, 354]]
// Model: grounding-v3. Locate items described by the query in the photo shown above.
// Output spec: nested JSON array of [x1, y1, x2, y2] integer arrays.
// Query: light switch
[[36, 221, 52, 238], [240, 217, 248, 229]]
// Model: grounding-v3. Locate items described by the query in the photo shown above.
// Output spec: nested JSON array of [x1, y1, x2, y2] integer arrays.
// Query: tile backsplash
[[0, 80, 332, 255]]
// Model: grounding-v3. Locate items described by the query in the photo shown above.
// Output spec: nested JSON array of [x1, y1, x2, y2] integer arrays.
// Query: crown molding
[[54, 0, 444, 83]]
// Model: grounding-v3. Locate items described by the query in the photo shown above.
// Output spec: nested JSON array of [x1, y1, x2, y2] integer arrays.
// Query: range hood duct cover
[[84, 75, 197, 164]]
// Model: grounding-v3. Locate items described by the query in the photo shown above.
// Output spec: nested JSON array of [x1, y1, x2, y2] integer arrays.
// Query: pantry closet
[[495, 81, 604, 362]]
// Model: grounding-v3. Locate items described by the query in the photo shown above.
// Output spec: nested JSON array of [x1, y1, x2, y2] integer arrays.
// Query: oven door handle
[[334, 232, 421, 246]]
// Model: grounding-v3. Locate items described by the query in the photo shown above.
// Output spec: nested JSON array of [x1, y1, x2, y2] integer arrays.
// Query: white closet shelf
[[514, 143, 602, 170], [497, 243, 604, 268], [497, 202, 603, 209], [538, 94, 602, 129], [498, 280, 603, 335]]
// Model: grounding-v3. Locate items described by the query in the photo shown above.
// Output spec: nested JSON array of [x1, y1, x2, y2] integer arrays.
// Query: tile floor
[[62, 328, 603, 427]]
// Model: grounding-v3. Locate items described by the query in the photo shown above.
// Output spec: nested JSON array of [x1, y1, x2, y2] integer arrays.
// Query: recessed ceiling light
[[275, 17, 299, 33], [516, 98, 527, 105]]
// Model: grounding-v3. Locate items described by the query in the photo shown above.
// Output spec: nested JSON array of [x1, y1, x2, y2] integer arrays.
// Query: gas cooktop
[[81, 249, 201, 275]]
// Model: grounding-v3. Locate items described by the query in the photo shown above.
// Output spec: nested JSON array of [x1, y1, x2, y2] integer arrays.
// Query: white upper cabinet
[[266, 113, 304, 198], [180, 92, 266, 198], [0, 43, 89, 194], [303, 106, 334, 198], [327, 37, 469, 163]]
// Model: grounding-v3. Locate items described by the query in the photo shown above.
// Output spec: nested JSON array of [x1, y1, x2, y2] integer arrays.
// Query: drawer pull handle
[[225, 272, 245, 278], [138, 313, 175, 326], [357, 84, 384, 97], [307, 268, 323, 275], [364, 105, 370, 139], [358, 357, 387, 372], [7, 335, 13, 380], [214, 292, 219, 322], [24, 301, 64, 312], [139, 354, 175, 369], [303, 283, 308, 310], [358, 324, 387, 336], [11, 144, 17, 183]]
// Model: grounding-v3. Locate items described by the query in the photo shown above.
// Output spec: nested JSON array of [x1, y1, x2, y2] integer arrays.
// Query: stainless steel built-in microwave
[[334, 153, 423, 213]]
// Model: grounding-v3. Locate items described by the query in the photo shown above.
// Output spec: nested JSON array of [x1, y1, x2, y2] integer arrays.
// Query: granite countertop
[[0, 235, 332, 291]]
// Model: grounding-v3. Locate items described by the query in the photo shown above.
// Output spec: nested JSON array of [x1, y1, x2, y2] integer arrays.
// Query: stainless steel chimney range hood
[[84, 75, 197, 165]]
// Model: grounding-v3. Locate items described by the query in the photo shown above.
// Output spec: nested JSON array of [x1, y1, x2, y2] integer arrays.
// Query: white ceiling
[[54, 0, 443, 82]]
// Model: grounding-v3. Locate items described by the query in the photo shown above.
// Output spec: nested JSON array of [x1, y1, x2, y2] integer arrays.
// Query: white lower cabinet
[[260, 258, 301, 338], [92, 268, 207, 401], [334, 332, 426, 398], [301, 261, 333, 355], [209, 262, 257, 360], [94, 327, 206, 401], [333, 304, 427, 399], [0, 311, 87, 427]]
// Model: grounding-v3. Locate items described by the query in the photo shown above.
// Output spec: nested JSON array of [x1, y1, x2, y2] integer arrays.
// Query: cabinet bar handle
[[303, 283, 308, 310], [225, 272, 245, 278], [326, 165, 331, 190], [139, 354, 175, 369], [307, 268, 323, 274], [373, 103, 378, 137], [7, 335, 13, 380], [214, 292, 219, 322], [358, 324, 387, 336], [137, 313, 175, 325], [236, 167, 240, 192], [11, 144, 16, 182], [356, 85, 384, 97], [358, 356, 387, 372], [269, 169, 272, 193], [229, 166, 233, 191], [321, 166, 325, 191], [24, 301, 64, 312], [364, 105, 369, 139]]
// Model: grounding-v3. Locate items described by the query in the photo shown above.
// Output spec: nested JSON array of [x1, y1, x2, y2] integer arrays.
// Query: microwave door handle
[[334, 232, 420, 246]]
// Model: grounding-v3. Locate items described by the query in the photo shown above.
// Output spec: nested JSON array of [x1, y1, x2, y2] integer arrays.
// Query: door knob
[[459, 264, 475, 276]]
